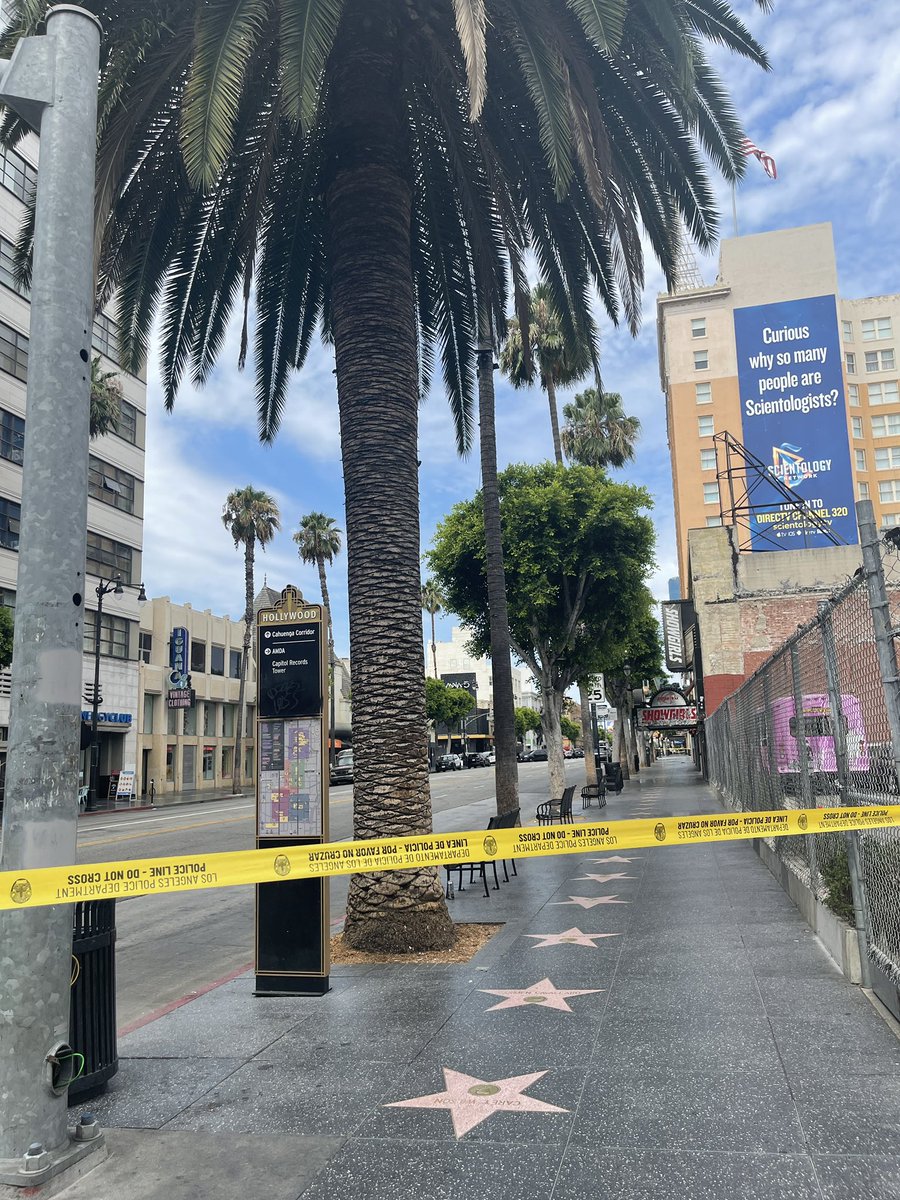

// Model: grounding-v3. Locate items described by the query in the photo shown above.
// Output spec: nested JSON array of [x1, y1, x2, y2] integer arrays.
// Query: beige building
[[137, 597, 256, 798], [432, 626, 540, 713], [658, 223, 899, 594]]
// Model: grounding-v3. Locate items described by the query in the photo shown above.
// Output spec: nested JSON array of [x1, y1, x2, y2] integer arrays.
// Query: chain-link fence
[[705, 501, 900, 991]]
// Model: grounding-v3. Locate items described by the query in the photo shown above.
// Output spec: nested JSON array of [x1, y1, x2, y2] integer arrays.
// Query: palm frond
[[565, 0, 626, 52], [451, 0, 488, 121], [278, 0, 345, 128], [683, 0, 770, 66]]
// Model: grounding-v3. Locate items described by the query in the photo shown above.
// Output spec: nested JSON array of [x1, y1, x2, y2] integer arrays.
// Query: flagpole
[[731, 182, 739, 238]]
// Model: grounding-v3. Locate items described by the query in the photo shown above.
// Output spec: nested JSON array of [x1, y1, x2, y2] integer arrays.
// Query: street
[[75, 761, 587, 1030]]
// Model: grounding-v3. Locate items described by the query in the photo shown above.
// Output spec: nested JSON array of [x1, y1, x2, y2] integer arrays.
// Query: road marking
[[82, 802, 255, 832], [79, 813, 251, 848]]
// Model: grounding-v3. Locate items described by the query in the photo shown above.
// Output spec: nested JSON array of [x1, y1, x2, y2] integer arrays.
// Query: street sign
[[637, 686, 698, 731], [255, 585, 330, 996]]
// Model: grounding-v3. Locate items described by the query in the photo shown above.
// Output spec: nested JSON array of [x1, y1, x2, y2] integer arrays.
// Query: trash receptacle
[[603, 761, 624, 793], [68, 899, 118, 1100]]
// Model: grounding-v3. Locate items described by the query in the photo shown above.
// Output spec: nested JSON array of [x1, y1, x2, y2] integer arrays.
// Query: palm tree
[[5, 0, 770, 951], [89, 356, 122, 439], [222, 487, 281, 794], [499, 284, 593, 465], [294, 512, 342, 766], [562, 389, 641, 469], [421, 579, 442, 680]]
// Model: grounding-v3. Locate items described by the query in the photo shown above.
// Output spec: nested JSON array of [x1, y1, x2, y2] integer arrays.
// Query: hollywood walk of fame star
[[525, 927, 622, 948], [386, 1068, 569, 1138], [551, 895, 629, 908], [479, 977, 603, 1012], [572, 872, 634, 883], [591, 856, 642, 864]]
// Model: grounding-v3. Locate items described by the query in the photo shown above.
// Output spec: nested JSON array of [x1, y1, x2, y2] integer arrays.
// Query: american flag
[[740, 136, 777, 180]]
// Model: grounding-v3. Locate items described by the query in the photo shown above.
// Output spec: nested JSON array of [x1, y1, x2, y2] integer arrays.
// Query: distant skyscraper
[[667, 577, 681, 601]]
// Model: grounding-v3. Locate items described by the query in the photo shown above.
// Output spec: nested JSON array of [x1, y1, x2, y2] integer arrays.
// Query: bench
[[445, 808, 520, 899], [536, 785, 575, 826]]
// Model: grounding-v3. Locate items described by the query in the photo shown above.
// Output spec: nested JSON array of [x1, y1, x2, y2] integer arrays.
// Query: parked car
[[330, 749, 354, 786], [436, 753, 464, 772], [522, 747, 548, 762], [470, 751, 495, 767]]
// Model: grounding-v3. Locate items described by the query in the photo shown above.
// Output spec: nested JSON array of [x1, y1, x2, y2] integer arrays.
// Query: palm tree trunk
[[477, 315, 519, 819], [545, 374, 564, 465], [578, 680, 598, 787], [325, 5, 452, 951], [430, 611, 438, 680], [233, 534, 255, 794], [316, 555, 337, 768]]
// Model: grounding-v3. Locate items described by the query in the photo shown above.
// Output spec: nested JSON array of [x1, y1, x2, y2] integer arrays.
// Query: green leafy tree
[[222, 487, 280, 793], [604, 600, 664, 776], [294, 512, 342, 765], [6, 0, 768, 950], [561, 389, 641, 470], [515, 706, 542, 742], [421, 580, 443, 681], [429, 462, 655, 798], [425, 677, 475, 729], [0, 605, 12, 670], [560, 714, 581, 745]]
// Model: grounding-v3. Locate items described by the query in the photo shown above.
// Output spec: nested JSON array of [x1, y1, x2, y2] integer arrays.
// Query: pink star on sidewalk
[[480, 977, 602, 1012], [525, 927, 622, 948], [386, 1068, 568, 1138], [573, 872, 634, 883], [590, 856, 642, 863], [552, 895, 629, 908]]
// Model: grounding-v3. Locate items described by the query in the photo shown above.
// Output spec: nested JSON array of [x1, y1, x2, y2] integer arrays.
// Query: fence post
[[819, 600, 874, 988], [857, 499, 900, 781], [790, 641, 819, 892]]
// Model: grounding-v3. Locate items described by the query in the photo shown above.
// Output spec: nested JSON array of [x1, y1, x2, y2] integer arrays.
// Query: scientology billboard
[[734, 294, 858, 551]]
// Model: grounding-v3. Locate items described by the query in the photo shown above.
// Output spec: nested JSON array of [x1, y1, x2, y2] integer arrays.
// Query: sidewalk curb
[[79, 791, 251, 818]]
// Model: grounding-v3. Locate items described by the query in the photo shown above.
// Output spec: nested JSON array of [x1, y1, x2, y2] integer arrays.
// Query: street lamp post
[[85, 575, 146, 811]]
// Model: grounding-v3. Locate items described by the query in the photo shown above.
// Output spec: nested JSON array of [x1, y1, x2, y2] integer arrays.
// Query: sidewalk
[[79, 786, 251, 817], [64, 759, 900, 1200]]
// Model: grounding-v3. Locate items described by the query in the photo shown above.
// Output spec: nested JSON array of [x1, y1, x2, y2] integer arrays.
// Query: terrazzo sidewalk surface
[[65, 758, 900, 1200]]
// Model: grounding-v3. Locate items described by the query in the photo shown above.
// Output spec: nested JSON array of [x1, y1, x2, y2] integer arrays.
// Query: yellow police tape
[[2, 803, 899, 911]]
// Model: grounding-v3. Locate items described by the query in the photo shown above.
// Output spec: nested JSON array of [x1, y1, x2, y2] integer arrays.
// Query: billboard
[[661, 602, 686, 672], [734, 294, 857, 550]]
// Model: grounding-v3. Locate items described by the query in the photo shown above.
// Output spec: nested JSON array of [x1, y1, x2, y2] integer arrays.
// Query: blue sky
[[141, 0, 900, 659]]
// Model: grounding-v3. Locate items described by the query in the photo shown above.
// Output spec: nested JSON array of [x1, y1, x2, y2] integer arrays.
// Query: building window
[[139, 630, 152, 663], [191, 639, 206, 673], [879, 480, 900, 504], [882, 513, 900, 530], [88, 456, 136, 514], [115, 399, 138, 445], [691, 318, 706, 339], [0, 146, 36, 204], [700, 448, 716, 471], [848, 384, 860, 407], [166, 744, 175, 782], [0, 497, 21, 550], [0, 320, 27, 383], [703, 482, 720, 506], [876, 447, 900, 470], [856, 449, 867, 471], [873, 413, 900, 438], [202, 746, 215, 781], [229, 649, 242, 679], [223, 704, 235, 738], [167, 705, 177, 735], [0, 587, 15, 610], [183, 705, 197, 736], [0, 236, 26, 297], [0, 408, 24, 464], [842, 320, 853, 343], [86, 530, 133, 583], [92, 312, 120, 364], [706, 516, 723, 527], [203, 702, 216, 737], [210, 645, 225, 676], [221, 745, 233, 778], [846, 352, 856, 375], [862, 317, 892, 341], [869, 382, 899, 406], [695, 382, 712, 405], [143, 692, 155, 735], [693, 350, 708, 371], [852, 417, 864, 439], [859, 482, 870, 500], [698, 415, 714, 438], [866, 349, 895, 373], [84, 609, 130, 659]]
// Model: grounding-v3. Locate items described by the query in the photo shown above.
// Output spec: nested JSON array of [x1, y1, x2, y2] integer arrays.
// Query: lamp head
[[113, 575, 124, 596], [137, 582, 147, 603]]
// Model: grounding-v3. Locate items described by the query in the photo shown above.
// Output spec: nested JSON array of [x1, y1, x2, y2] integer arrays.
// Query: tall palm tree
[[499, 283, 593, 464], [88, 356, 122, 439], [222, 487, 280, 794], [562, 388, 641, 469], [294, 512, 342, 766], [2, 0, 769, 951], [421, 579, 442, 680]]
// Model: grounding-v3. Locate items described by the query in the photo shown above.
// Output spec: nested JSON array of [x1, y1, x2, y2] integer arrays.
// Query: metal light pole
[[85, 576, 146, 811], [0, 6, 105, 1181]]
